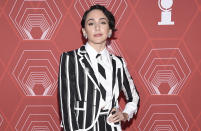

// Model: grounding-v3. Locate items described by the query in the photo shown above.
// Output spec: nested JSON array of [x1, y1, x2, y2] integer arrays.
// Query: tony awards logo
[[158, 0, 174, 25]]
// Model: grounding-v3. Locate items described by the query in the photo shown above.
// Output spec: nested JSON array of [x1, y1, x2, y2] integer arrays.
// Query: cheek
[[102, 28, 110, 35], [102, 26, 110, 32], [86, 28, 94, 36]]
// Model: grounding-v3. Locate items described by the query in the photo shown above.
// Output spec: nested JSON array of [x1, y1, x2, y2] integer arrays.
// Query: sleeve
[[120, 58, 139, 121], [58, 52, 79, 131]]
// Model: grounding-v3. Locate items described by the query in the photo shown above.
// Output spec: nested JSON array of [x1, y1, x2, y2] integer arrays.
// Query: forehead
[[86, 9, 107, 20]]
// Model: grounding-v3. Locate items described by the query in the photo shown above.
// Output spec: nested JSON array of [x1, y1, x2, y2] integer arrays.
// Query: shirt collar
[[85, 42, 99, 60], [85, 42, 111, 62]]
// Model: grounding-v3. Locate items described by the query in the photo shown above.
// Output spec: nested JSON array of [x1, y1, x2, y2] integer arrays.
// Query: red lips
[[94, 34, 103, 37]]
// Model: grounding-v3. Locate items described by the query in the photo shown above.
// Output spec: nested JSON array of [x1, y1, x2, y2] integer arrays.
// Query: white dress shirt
[[85, 43, 136, 121]]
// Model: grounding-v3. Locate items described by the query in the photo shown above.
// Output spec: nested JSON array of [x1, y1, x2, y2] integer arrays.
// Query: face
[[82, 9, 112, 46]]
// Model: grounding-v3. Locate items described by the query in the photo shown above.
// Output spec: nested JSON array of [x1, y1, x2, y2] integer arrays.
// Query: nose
[[95, 23, 100, 31]]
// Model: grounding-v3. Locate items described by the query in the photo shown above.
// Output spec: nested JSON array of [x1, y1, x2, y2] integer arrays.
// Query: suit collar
[[78, 44, 116, 58]]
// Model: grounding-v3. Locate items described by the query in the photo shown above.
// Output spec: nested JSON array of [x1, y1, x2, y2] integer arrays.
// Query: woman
[[58, 4, 139, 131]]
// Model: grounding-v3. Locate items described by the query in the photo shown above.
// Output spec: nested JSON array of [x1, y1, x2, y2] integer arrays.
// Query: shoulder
[[61, 48, 79, 57], [59, 49, 79, 65], [111, 54, 126, 67]]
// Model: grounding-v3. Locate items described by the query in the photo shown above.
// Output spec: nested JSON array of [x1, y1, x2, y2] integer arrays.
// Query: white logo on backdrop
[[158, 0, 174, 25]]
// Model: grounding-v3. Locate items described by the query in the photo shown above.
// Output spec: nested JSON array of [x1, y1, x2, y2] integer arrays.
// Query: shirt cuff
[[122, 102, 138, 121]]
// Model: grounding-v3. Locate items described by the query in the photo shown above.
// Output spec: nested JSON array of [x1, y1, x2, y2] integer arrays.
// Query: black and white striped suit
[[58, 45, 139, 131]]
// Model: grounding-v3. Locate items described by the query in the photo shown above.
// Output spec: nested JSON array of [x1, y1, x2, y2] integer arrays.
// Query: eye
[[88, 23, 94, 26], [101, 21, 107, 24]]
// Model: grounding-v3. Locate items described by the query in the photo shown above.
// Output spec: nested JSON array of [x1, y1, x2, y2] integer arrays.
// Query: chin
[[90, 39, 105, 44], [94, 41, 106, 45]]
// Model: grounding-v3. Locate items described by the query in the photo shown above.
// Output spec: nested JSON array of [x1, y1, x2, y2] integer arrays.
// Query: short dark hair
[[81, 4, 117, 32]]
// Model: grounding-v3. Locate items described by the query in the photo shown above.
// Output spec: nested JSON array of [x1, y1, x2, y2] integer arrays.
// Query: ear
[[82, 28, 86, 35], [109, 29, 112, 36]]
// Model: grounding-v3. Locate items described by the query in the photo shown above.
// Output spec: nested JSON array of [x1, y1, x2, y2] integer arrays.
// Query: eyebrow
[[86, 17, 107, 22]]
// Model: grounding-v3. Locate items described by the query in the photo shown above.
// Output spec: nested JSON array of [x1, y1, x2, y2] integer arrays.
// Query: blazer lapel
[[78, 46, 118, 98], [78, 46, 99, 87], [110, 53, 121, 103], [111, 55, 116, 92]]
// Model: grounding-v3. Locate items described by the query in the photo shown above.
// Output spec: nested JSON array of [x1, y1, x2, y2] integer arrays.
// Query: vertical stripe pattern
[[58, 46, 139, 131]]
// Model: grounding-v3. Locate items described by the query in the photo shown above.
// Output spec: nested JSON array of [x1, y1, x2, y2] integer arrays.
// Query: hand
[[107, 108, 128, 123]]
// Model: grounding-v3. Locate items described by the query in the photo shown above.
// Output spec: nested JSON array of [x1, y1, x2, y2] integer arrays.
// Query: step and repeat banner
[[0, 0, 200, 130]]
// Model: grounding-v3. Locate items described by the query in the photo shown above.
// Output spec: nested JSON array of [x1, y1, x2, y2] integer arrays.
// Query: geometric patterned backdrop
[[0, 0, 201, 130]]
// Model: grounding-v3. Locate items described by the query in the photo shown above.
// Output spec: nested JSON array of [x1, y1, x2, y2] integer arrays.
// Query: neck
[[88, 41, 106, 53]]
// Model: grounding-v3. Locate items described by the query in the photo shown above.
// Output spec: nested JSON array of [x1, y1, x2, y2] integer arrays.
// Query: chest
[[75, 60, 123, 102]]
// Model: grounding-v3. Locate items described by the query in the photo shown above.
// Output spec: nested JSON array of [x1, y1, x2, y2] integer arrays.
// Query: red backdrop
[[0, 0, 201, 130]]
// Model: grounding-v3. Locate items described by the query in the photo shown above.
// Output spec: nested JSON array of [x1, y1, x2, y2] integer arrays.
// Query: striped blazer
[[58, 45, 139, 131]]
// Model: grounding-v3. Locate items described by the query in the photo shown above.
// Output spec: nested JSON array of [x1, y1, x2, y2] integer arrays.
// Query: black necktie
[[96, 54, 106, 79], [96, 54, 106, 100]]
